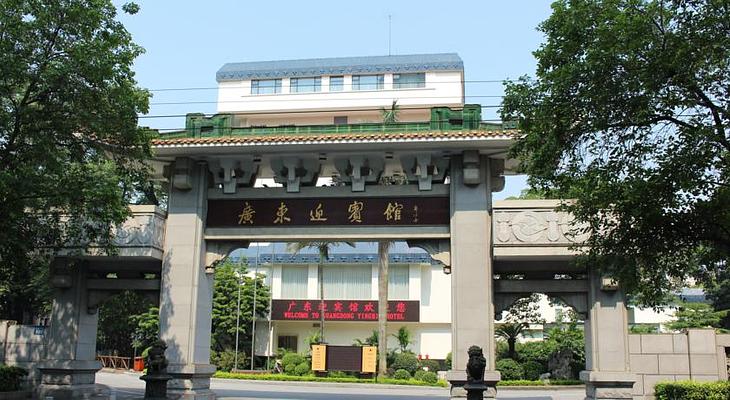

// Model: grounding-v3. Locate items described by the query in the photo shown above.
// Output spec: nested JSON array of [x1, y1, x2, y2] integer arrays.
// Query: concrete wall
[[0, 321, 46, 382], [629, 329, 730, 399]]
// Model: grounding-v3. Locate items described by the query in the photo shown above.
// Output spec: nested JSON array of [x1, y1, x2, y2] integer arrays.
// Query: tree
[[666, 302, 728, 331], [377, 240, 391, 378], [392, 326, 413, 353], [705, 265, 730, 329], [381, 100, 400, 124], [287, 241, 354, 343], [131, 305, 159, 354], [96, 290, 153, 357], [501, 0, 730, 306], [0, 0, 152, 320], [496, 294, 545, 359], [211, 260, 270, 353]]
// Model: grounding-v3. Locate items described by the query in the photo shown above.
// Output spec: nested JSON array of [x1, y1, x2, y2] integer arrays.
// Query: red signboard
[[271, 299, 420, 322], [206, 197, 449, 227]]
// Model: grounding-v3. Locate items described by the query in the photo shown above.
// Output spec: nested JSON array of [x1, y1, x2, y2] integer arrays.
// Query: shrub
[[521, 360, 544, 381], [294, 362, 310, 376], [284, 363, 297, 375], [211, 350, 242, 372], [445, 352, 452, 370], [655, 381, 730, 400], [496, 359, 524, 381], [391, 352, 419, 375], [392, 369, 411, 380], [281, 352, 305, 368], [414, 370, 438, 384], [418, 359, 440, 372], [0, 366, 28, 392], [328, 371, 349, 378]]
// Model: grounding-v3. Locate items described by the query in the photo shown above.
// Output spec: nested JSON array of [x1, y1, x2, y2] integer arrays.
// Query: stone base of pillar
[[38, 360, 109, 400], [446, 370, 500, 399], [580, 371, 636, 400], [167, 363, 217, 400]]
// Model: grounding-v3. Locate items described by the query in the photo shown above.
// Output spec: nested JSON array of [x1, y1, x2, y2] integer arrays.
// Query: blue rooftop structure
[[216, 53, 464, 82]]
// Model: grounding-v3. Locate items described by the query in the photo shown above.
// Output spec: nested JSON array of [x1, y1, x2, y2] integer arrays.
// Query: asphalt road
[[97, 371, 585, 400]]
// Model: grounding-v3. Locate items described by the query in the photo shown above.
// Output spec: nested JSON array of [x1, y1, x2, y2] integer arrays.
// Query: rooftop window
[[352, 74, 384, 91], [329, 76, 344, 92], [394, 72, 425, 89], [291, 76, 321, 93], [251, 79, 281, 94]]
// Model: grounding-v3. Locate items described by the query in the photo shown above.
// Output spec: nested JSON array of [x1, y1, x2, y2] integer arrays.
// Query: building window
[[251, 79, 281, 94], [281, 265, 308, 298], [352, 74, 384, 91], [388, 265, 409, 299], [277, 335, 298, 352], [333, 116, 348, 125], [291, 77, 321, 93], [329, 76, 344, 92], [323, 265, 371, 299], [393, 73, 425, 89]]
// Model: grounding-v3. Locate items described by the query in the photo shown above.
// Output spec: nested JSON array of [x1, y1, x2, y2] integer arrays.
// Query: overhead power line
[[137, 104, 506, 119]]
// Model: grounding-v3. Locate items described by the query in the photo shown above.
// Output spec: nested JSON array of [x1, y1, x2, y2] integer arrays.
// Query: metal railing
[[97, 355, 131, 370]]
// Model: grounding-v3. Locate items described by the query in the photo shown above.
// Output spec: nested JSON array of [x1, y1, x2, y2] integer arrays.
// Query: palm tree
[[392, 326, 413, 353], [495, 322, 528, 360], [381, 100, 400, 124], [287, 241, 354, 343], [377, 240, 391, 377]]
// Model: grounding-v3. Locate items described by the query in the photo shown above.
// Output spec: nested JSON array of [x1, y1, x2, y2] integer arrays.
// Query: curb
[[211, 377, 448, 391]]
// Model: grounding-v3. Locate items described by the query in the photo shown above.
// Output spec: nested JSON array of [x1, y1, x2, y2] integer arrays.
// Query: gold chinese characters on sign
[[273, 201, 291, 224], [347, 201, 364, 223], [309, 202, 328, 222], [237, 202, 255, 225], [207, 197, 450, 227]]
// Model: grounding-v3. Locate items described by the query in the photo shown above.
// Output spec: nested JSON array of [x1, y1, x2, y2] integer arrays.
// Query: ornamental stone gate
[[38, 109, 637, 399]]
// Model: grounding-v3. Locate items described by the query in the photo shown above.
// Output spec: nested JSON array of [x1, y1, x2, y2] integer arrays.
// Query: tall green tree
[[501, 0, 730, 305], [96, 290, 153, 357], [211, 260, 270, 353], [666, 302, 728, 331], [0, 0, 152, 320], [496, 294, 545, 359]]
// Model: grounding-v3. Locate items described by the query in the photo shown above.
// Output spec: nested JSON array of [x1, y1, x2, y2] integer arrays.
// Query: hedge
[[0, 366, 27, 392], [655, 381, 730, 400]]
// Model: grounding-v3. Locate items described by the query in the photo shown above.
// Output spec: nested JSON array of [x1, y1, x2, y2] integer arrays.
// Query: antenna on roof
[[388, 14, 392, 56]]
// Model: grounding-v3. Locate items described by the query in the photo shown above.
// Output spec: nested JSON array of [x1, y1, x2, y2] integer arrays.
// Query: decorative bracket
[[401, 153, 448, 191], [489, 158, 505, 193], [406, 239, 450, 267], [334, 156, 384, 192], [172, 157, 193, 190], [208, 157, 257, 194], [205, 240, 248, 274], [462, 150, 481, 186], [271, 157, 319, 193]]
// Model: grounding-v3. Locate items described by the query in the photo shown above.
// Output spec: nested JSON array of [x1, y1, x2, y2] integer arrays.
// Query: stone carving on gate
[[494, 209, 588, 246], [112, 212, 166, 250]]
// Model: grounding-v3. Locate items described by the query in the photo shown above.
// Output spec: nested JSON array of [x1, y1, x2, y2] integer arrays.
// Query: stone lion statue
[[146, 339, 168, 374], [466, 345, 486, 383]]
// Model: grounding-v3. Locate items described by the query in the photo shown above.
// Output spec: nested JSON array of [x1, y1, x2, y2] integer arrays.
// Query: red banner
[[271, 299, 420, 322]]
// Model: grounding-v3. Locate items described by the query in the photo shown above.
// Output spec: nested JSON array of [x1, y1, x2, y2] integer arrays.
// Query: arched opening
[[494, 291, 586, 382]]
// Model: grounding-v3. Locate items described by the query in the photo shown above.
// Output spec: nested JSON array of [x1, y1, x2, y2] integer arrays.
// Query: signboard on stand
[[361, 346, 377, 373], [311, 345, 326, 371]]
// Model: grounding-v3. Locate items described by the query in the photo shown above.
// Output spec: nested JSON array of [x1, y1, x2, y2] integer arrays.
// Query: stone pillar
[[38, 261, 108, 399], [580, 268, 635, 399], [446, 154, 500, 398], [159, 160, 216, 399]]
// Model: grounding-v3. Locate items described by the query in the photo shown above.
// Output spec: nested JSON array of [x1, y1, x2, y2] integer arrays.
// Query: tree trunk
[[508, 338, 516, 360], [377, 241, 391, 378], [318, 260, 325, 344]]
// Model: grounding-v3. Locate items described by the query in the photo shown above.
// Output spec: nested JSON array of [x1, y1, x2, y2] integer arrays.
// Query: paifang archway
[[38, 116, 636, 400]]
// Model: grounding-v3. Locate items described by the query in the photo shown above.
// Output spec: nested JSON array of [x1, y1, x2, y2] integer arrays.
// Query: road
[[97, 371, 585, 400]]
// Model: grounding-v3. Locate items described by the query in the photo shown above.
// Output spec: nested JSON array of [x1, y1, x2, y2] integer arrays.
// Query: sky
[[116, 1, 555, 245]]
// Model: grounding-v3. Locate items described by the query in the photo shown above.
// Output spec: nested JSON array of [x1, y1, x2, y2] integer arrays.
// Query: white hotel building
[[215, 54, 676, 361]]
